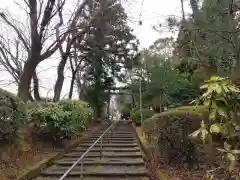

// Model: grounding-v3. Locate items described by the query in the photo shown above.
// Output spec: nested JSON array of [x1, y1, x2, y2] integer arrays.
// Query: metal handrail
[[58, 120, 118, 180]]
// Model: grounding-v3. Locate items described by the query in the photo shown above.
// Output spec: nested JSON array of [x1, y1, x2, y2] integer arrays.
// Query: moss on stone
[[156, 169, 170, 180]]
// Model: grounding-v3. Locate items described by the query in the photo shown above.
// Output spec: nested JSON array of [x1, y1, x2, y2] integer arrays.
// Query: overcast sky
[[125, 0, 191, 48], [0, 0, 191, 98]]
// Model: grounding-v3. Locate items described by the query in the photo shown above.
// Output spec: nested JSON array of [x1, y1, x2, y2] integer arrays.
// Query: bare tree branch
[[39, 0, 57, 39], [37, 0, 44, 23], [0, 13, 29, 51]]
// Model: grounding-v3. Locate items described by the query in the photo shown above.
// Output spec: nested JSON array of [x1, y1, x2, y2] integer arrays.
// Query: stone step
[[33, 123, 149, 180], [86, 137, 136, 140], [89, 131, 133, 134], [55, 157, 145, 164], [92, 134, 134, 137], [35, 176, 149, 180], [90, 135, 135, 138], [92, 133, 134, 135], [74, 147, 140, 152], [80, 140, 136, 144], [42, 165, 148, 177], [64, 151, 143, 158], [94, 130, 133, 134], [107, 130, 133, 131], [55, 157, 145, 166], [78, 143, 139, 148]]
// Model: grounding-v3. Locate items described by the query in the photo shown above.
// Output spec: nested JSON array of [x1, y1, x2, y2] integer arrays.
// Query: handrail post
[[100, 137, 103, 159], [80, 158, 84, 179], [111, 125, 114, 140]]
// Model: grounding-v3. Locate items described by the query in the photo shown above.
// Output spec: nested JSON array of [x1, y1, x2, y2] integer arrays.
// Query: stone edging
[[131, 123, 150, 161], [18, 123, 104, 180]]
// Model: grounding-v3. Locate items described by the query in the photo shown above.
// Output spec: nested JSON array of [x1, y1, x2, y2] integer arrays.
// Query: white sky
[[126, 0, 191, 48], [0, 0, 191, 98]]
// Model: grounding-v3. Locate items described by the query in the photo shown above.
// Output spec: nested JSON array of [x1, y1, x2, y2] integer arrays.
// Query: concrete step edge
[[64, 154, 143, 158], [54, 162, 145, 166], [42, 171, 149, 177]]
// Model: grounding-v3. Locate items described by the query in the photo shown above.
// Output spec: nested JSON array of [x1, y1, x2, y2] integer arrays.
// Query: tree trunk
[[131, 94, 135, 108], [190, 0, 199, 20], [53, 54, 68, 102], [76, 71, 83, 99], [93, 60, 103, 119], [18, 59, 38, 101], [33, 71, 41, 101], [234, 49, 240, 76], [107, 90, 110, 120], [68, 71, 77, 99], [159, 93, 162, 113], [180, 0, 185, 21]]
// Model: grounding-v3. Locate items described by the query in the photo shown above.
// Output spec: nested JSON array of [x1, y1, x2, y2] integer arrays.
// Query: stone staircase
[[34, 121, 149, 180]]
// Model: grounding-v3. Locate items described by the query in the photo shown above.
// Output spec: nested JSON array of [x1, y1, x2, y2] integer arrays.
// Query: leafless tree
[[0, 35, 23, 85], [0, 9, 43, 100], [0, 0, 90, 101], [68, 48, 84, 99]]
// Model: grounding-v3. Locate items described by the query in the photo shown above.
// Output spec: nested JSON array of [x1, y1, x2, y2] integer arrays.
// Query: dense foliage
[[29, 100, 93, 144], [0, 88, 27, 143], [174, 0, 240, 77], [117, 40, 201, 112], [59, 100, 93, 125], [143, 106, 208, 168], [191, 76, 240, 170], [77, 0, 138, 118], [130, 107, 139, 122], [0, 86, 93, 145], [134, 108, 154, 125]]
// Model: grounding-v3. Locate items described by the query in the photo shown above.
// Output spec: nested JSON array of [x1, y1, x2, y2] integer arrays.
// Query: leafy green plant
[[29, 104, 72, 142], [143, 106, 207, 169], [135, 108, 154, 125], [130, 107, 139, 122], [29, 100, 93, 144], [0, 88, 27, 142], [191, 76, 240, 171], [59, 100, 93, 127]]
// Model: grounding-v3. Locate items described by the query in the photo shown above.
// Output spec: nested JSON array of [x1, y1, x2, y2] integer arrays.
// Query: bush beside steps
[[0, 88, 94, 146], [0, 88, 27, 144], [131, 108, 154, 126], [143, 105, 208, 169], [28, 100, 93, 145]]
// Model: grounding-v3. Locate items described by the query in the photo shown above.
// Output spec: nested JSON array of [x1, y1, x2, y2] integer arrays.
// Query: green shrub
[[58, 100, 93, 126], [143, 105, 208, 169], [29, 100, 93, 144], [27, 101, 55, 125], [29, 105, 72, 142], [135, 108, 154, 125], [130, 107, 139, 122], [192, 76, 240, 170], [0, 88, 27, 142], [121, 107, 130, 115]]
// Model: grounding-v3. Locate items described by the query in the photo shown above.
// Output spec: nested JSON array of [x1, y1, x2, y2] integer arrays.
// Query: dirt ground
[[0, 141, 56, 180], [0, 121, 102, 180]]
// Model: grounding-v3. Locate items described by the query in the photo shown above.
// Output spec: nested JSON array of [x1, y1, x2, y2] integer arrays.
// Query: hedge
[[130, 107, 139, 122], [0, 88, 94, 145], [0, 88, 27, 142], [28, 100, 93, 144], [143, 105, 208, 169], [135, 108, 154, 125]]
